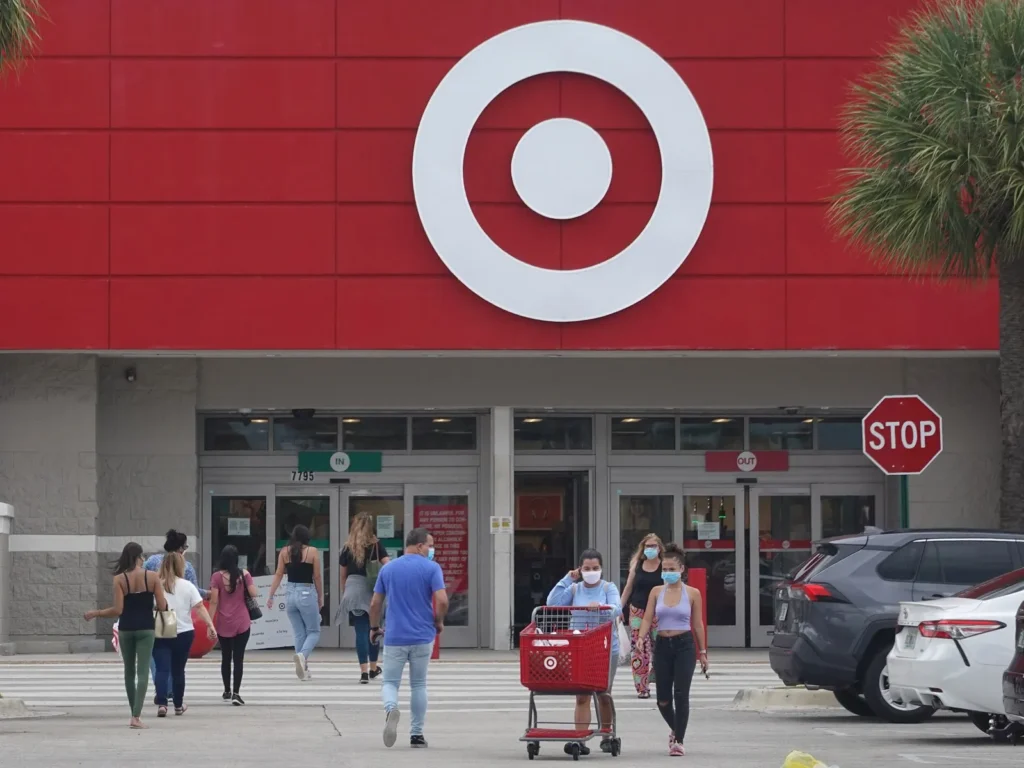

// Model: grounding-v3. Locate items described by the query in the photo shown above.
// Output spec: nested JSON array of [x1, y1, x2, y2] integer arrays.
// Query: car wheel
[[833, 688, 875, 717], [862, 645, 937, 724], [968, 712, 1011, 741]]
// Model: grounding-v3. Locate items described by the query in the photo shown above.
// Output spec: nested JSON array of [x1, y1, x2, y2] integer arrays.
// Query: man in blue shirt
[[369, 528, 448, 749]]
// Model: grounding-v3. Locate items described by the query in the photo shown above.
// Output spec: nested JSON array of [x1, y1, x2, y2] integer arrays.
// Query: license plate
[[778, 603, 788, 622], [903, 629, 917, 650]]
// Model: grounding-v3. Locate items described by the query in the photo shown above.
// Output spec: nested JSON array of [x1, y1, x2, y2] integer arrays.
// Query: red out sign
[[862, 395, 943, 475]]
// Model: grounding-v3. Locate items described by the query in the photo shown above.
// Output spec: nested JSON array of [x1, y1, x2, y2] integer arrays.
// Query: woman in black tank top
[[266, 524, 324, 680], [619, 534, 664, 698], [85, 541, 168, 729]]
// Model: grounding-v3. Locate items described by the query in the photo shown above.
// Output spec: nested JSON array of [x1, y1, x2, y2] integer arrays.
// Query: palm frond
[[830, 0, 1024, 278], [0, 0, 45, 78]]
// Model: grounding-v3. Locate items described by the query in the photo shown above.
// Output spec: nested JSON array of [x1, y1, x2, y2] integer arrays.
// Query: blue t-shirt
[[374, 554, 445, 647], [546, 575, 623, 654]]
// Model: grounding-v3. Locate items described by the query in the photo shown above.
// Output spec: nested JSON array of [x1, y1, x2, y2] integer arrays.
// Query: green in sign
[[297, 451, 382, 473]]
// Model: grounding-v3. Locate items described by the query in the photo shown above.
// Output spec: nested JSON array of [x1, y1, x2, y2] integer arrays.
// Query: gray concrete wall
[[0, 355, 99, 646]]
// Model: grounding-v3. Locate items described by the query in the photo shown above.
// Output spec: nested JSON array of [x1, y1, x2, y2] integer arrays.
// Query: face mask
[[662, 572, 682, 585], [643, 547, 659, 560], [581, 570, 602, 586], [427, 547, 435, 561]]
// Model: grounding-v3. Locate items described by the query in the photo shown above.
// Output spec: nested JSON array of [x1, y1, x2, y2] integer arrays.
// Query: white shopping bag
[[616, 620, 630, 666], [111, 620, 121, 659]]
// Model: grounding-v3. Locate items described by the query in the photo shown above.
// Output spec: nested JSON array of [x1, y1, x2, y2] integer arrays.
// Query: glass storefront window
[[749, 418, 813, 451], [211, 496, 269, 577], [275, 496, 331, 626], [611, 417, 676, 450], [272, 417, 338, 452], [817, 417, 863, 451], [756, 495, 812, 626], [342, 416, 408, 451], [679, 418, 743, 451], [204, 417, 269, 451], [821, 495, 876, 539], [413, 494, 470, 626], [411, 416, 477, 451], [514, 416, 593, 450], [683, 495, 738, 627], [617, 494, 673, 587]]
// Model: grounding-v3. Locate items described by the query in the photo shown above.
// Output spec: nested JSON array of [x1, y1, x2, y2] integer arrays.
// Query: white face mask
[[581, 569, 602, 586]]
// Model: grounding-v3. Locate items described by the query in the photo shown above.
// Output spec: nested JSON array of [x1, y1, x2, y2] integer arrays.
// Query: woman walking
[[266, 524, 324, 681], [619, 533, 664, 698], [84, 542, 168, 729], [154, 552, 216, 717], [637, 543, 708, 756], [144, 529, 207, 703], [209, 545, 258, 705], [337, 512, 390, 683], [547, 548, 622, 756]]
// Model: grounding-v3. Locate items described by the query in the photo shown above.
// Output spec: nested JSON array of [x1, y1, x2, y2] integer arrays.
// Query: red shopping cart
[[519, 606, 621, 761]]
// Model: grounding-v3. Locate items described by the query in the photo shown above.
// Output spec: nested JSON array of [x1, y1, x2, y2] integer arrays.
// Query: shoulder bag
[[365, 543, 382, 591], [239, 571, 262, 621]]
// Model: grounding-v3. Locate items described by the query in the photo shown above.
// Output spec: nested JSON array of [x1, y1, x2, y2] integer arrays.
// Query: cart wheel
[[527, 743, 539, 760], [610, 739, 621, 757], [571, 743, 581, 761]]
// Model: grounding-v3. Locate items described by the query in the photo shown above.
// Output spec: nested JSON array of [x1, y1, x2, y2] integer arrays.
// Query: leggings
[[218, 629, 250, 694], [628, 605, 657, 695], [653, 633, 697, 743], [118, 629, 155, 718], [351, 611, 379, 666]]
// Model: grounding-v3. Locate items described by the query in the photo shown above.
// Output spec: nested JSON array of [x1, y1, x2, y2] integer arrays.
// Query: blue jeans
[[351, 611, 379, 666], [381, 642, 433, 736], [153, 630, 194, 709], [286, 585, 321, 660], [149, 656, 172, 696]]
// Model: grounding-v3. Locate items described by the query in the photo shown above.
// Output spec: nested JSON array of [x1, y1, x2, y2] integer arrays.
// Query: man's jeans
[[381, 641, 433, 736]]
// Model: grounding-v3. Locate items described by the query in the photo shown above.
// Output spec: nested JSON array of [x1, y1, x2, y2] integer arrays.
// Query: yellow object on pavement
[[782, 751, 833, 768]]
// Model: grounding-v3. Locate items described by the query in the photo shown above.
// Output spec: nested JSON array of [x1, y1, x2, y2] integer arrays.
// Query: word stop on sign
[[866, 420, 938, 451]]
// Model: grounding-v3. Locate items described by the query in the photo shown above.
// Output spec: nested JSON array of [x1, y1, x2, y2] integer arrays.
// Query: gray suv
[[770, 529, 1024, 723]]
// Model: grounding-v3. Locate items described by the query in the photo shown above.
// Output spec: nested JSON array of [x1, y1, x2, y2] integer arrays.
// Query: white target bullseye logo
[[543, 655, 558, 671], [412, 20, 714, 323]]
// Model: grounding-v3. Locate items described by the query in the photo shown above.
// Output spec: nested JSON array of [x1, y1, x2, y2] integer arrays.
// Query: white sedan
[[887, 567, 1024, 740]]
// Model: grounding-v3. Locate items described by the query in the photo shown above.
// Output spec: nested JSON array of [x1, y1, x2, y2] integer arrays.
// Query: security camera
[[292, 408, 315, 420], [124, 367, 136, 383], [784, 406, 799, 415]]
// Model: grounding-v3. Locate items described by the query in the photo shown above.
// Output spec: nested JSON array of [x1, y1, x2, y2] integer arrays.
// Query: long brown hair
[[629, 533, 665, 570], [159, 551, 185, 594], [344, 512, 376, 568]]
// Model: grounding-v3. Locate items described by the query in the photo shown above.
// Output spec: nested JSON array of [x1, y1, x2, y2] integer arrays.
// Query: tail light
[[789, 582, 847, 603], [918, 620, 1006, 640]]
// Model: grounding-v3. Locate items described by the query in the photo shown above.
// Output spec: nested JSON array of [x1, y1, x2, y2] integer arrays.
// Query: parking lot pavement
[[0, 703, 1016, 767]]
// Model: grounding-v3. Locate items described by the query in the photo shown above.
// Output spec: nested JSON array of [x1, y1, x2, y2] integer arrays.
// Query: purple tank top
[[655, 587, 692, 631]]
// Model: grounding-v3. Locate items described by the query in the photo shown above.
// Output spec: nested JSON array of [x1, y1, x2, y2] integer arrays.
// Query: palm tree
[[0, 0, 44, 78], [831, 0, 1024, 530]]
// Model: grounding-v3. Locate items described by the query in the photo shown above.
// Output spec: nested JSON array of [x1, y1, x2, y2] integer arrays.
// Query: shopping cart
[[519, 605, 621, 761]]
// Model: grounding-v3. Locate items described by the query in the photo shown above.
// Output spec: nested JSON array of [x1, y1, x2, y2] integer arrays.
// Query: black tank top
[[119, 571, 155, 632], [630, 560, 663, 611], [285, 548, 314, 584]]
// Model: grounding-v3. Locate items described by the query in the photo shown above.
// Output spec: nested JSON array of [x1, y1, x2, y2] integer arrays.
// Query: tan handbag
[[154, 608, 177, 639]]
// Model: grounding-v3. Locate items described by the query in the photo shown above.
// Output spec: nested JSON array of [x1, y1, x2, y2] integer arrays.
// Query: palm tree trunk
[[999, 255, 1024, 530]]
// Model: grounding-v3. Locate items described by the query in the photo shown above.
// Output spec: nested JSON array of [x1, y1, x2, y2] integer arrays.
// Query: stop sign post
[[862, 395, 943, 475]]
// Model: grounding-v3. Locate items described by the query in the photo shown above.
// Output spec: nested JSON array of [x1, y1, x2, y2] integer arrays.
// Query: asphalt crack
[[321, 705, 342, 737]]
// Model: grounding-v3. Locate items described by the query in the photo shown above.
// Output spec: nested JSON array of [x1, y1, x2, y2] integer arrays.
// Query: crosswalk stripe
[[0, 661, 779, 710]]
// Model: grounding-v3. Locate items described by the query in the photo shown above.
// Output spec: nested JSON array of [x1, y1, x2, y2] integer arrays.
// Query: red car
[[1003, 598, 1024, 739]]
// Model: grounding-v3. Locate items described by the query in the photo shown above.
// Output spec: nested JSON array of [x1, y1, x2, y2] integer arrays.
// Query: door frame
[[748, 485, 813, 647], [407, 482, 479, 648], [610, 483, 683, 592], [681, 485, 747, 648]]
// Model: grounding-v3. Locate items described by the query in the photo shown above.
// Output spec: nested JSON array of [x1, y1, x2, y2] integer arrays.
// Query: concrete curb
[[731, 687, 840, 710], [0, 698, 32, 718]]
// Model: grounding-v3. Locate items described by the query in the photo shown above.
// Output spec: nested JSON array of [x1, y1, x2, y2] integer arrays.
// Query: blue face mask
[[427, 547, 435, 561], [662, 572, 682, 585], [643, 547, 659, 560]]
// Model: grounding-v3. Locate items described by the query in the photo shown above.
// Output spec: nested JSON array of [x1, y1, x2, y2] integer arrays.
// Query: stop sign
[[862, 395, 943, 475]]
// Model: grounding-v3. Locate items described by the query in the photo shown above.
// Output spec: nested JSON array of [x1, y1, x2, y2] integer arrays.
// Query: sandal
[[174, 705, 187, 716], [157, 706, 168, 718], [638, 692, 650, 699]]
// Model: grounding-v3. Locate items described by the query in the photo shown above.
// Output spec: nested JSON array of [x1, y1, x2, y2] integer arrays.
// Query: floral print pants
[[628, 604, 658, 696]]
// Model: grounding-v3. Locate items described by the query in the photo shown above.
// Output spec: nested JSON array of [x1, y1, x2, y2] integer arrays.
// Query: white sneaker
[[293, 653, 306, 680], [383, 708, 400, 748]]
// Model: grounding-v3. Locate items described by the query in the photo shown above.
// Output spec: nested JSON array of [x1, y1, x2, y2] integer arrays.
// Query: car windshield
[[956, 567, 1024, 600]]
